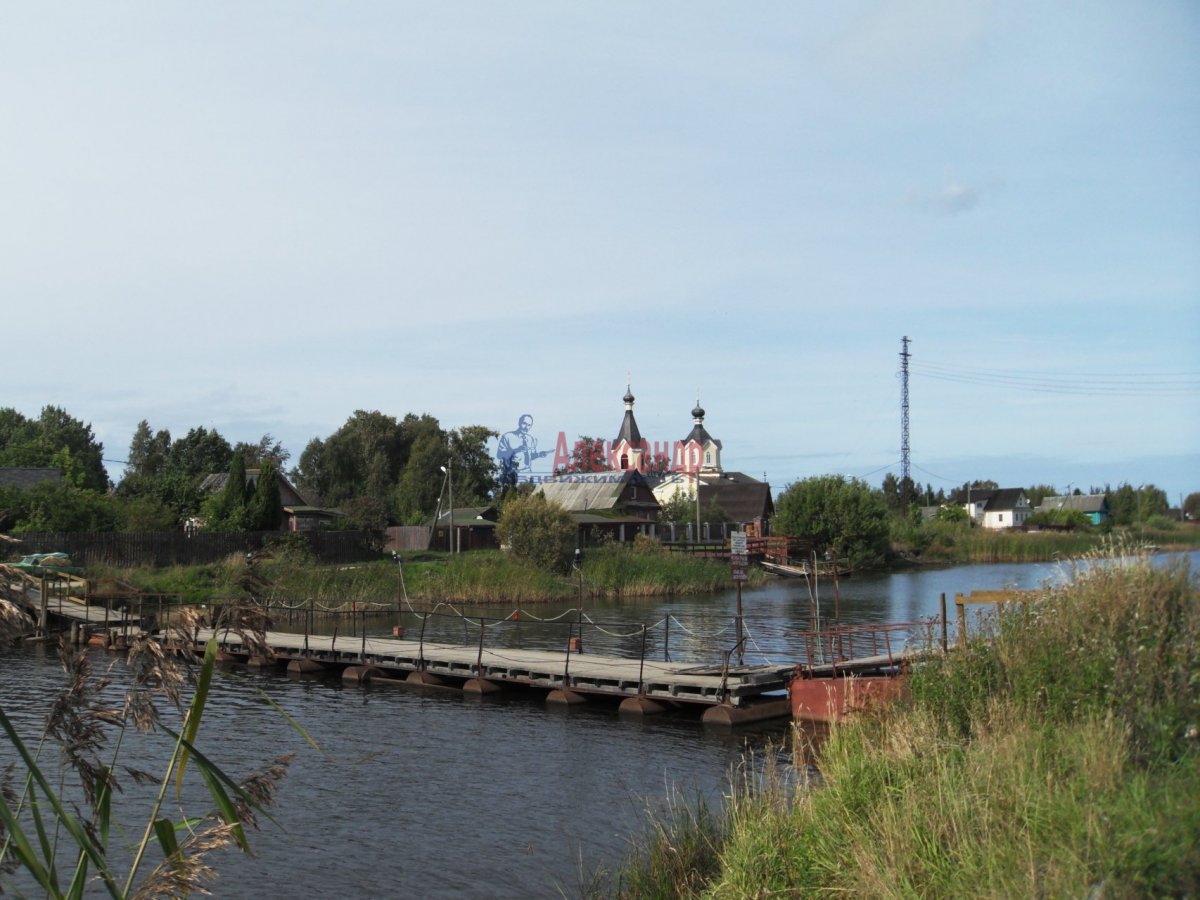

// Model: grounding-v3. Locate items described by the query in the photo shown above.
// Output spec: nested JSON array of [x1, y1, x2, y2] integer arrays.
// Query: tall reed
[[0, 601, 296, 898], [609, 545, 1200, 897]]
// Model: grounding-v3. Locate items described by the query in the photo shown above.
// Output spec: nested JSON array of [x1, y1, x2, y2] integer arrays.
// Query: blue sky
[[3, 2, 1197, 502]]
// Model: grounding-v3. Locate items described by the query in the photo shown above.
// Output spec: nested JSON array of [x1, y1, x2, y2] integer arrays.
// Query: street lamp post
[[440, 461, 455, 553]]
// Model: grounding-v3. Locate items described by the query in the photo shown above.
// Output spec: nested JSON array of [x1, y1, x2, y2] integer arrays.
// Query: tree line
[[0, 405, 498, 533], [775, 474, 1193, 571], [1, 404, 1194, 549]]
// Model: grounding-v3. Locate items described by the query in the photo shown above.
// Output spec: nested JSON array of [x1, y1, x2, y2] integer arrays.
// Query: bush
[[496, 493, 576, 574]]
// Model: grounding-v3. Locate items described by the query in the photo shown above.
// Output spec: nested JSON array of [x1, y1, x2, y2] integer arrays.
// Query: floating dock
[[190, 626, 794, 725]]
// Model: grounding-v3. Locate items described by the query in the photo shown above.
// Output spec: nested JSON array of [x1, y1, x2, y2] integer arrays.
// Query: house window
[[705, 452, 711, 464], [620, 453, 629, 469]]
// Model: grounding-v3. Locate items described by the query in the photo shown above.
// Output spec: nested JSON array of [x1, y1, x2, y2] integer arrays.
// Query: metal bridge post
[[563, 622, 573, 685], [638, 624, 647, 694], [476, 617, 485, 676], [418, 611, 427, 671]]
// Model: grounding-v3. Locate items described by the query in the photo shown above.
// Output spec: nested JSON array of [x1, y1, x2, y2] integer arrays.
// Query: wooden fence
[[4, 530, 384, 568], [384, 526, 433, 553]]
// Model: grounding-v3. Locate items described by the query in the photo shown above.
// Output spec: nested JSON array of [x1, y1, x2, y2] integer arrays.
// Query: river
[[2, 551, 1194, 898]]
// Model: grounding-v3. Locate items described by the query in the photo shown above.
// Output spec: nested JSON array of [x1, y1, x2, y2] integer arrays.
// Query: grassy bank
[[609, 545, 1200, 897], [88, 541, 755, 608], [900, 521, 1200, 566]]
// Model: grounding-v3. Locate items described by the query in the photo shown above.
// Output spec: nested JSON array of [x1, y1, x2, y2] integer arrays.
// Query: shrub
[[496, 493, 576, 574]]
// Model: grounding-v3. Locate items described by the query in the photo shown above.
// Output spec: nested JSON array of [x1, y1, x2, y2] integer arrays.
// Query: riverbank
[[87, 541, 764, 608], [891, 521, 1200, 568], [608, 547, 1200, 896]]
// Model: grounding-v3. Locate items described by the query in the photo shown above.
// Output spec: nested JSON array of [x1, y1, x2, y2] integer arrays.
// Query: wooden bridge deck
[[196, 627, 793, 709]]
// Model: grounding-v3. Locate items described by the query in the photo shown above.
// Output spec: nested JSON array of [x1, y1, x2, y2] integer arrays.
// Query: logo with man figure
[[496, 414, 550, 485]]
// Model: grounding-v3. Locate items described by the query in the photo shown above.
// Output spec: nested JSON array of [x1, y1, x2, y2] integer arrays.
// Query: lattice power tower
[[900, 336, 911, 487]]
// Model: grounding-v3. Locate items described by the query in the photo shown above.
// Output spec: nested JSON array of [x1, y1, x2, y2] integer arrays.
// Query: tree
[[292, 411, 407, 507], [126, 420, 172, 481], [1026, 484, 1058, 508], [248, 460, 283, 531], [167, 427, 233, 481], [0, 405, 108, 490], [1108, 483, 1169, 526], [15, 480, 120, 532], [34, 406, 109, 490], [233, 434, 290, 469], [448, 425, 499, 506], [394, 429, 448, 524], [774, 475, 889, 570], [496, 492, 576, 573], [881, 473, 901, 512], [658, 489, 696, 524], [556, 436, 606, 475], [1184, 492, 1200, 521], [203, 451, 250, 531]]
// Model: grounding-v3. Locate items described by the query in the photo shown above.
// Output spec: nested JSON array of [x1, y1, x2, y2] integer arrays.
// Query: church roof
[[683, 423, 717, 446], [681, 399, 717, 448], [614, 386, 643, 446]]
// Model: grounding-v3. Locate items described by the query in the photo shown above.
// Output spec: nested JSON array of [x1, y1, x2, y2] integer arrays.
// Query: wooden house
[[1034, 494, 1111, 526]]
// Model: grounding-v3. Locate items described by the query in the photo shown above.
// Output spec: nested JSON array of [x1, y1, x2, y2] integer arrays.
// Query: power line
[[911, 361, 1200, 397]]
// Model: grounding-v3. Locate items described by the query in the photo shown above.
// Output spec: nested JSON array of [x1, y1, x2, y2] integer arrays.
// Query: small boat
[[11, 552, 84, 577], [761, 559, 851, 579]]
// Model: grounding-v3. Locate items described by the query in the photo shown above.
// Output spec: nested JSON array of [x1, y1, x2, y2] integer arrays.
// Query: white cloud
[[905, 181, 982, 215]]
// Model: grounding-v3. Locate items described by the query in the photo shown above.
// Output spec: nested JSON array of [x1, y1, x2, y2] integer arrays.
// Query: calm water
[[2, 552, 1194, 898]]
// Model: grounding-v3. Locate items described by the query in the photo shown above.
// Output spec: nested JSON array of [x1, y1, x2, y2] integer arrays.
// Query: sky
[[3, 2, 1198, 503]]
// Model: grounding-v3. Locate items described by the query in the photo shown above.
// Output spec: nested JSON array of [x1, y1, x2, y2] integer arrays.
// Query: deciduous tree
[[774, 475, 889, 570]]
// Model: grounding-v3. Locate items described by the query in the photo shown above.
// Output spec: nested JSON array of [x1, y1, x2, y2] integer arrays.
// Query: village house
[[963, 488, 1032, 530], [0, 467, 63, 491], [1034, 493, 1111, 526], [198, 469, 339, 532]]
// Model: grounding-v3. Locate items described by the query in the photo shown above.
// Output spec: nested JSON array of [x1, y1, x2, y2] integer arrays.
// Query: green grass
[[607, 544, 1200, 897], [86, 542, 756, 609], [900, 521, 1200, 566]]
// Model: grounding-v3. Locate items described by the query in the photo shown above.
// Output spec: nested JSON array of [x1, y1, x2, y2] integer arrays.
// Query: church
[[535, 385, 773, 540], [647, 396, 774, 537]]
